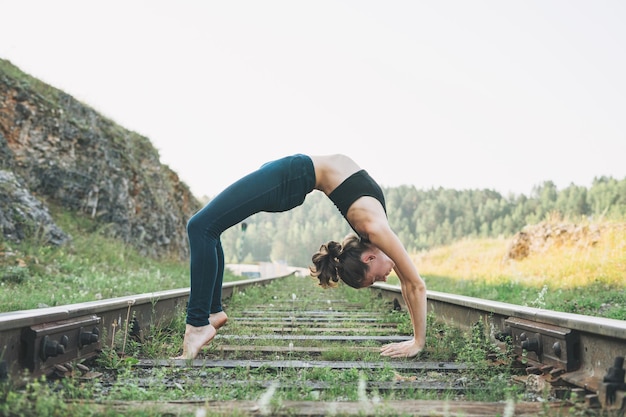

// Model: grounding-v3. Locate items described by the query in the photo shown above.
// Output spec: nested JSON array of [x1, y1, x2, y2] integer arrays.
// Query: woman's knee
[[187, 211, 211, 240], [187, 209, 224, 246]]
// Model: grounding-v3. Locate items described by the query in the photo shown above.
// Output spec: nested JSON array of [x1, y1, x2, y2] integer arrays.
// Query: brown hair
[[310, 234, 370, 289]]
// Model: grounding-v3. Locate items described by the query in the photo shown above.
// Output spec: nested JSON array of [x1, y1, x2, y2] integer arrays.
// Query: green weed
[[0, 206, 240, 312], [0, 375, 103, 417]]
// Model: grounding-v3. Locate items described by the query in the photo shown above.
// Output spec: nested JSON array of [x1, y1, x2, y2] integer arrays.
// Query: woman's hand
[[380, 338, 423, 358]]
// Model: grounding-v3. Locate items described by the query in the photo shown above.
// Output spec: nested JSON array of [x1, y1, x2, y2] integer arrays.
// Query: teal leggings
[[185, 154, 316, 326]]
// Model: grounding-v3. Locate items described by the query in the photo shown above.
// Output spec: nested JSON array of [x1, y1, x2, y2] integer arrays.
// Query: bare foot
[[209, 311, 228, 330], [174, 323, 216, 360]]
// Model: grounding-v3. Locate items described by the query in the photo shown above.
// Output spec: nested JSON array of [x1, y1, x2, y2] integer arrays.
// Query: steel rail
[[1, 274, 624, 410], [0, 275, 288, 382], [372, 282, 626, 409]]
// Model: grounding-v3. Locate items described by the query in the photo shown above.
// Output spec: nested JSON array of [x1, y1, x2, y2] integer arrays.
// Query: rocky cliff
[[0, 59, 201, 260]]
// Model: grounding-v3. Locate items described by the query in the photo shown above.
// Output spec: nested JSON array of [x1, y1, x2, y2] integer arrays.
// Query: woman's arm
[[347, 197, 427, 357], [364, 219, 427, 358], [376, 229, 427, 357]]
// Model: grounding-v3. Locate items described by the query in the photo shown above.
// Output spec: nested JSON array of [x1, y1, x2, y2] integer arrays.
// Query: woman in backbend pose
[[176, 154, 427, 360]]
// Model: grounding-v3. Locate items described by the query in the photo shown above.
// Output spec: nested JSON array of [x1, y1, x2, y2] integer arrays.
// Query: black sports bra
[[328, 170, 387, 219]]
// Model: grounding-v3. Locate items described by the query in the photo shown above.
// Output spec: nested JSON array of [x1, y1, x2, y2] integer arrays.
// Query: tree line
[[217, 176, 626, 268]]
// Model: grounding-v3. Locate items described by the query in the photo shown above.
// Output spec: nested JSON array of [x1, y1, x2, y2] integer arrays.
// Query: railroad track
[[1, 273, 625, 415]]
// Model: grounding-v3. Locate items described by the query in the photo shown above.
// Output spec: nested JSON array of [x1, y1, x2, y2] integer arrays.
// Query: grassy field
[[399, 220, 626, 320], [1, 209, 624, 320], [1, 208, 196, 311]]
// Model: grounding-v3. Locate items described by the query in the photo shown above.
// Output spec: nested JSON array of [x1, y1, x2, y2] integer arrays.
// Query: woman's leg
[[185, 193, 252, 328], [209, 241, 228, 330], [176, 209, 223, 359], [177, 167, 282, 359], [210, 240, 225, 315], [178, 155, 315, 358]]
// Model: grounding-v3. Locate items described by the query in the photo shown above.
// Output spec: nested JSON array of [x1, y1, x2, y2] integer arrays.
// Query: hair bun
[[327, 241, 342, 258]]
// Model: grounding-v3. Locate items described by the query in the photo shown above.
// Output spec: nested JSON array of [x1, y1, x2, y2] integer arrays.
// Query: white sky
[[1, 1, 625, 199]]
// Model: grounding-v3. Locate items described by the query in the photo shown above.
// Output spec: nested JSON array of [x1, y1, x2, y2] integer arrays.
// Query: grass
[[0, 206, 241, 312], [386, 220, 626, 320], [416, 222, 626, 288]]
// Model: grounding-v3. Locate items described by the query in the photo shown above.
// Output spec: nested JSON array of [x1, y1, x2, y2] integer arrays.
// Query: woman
[[176, 154, 426, 359]]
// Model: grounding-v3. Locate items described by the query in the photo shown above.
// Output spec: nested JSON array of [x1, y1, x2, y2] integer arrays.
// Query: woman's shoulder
[[346, 197, 389, 234]]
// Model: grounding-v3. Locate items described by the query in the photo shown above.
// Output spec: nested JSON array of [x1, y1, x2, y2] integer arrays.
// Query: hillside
[[0, 59, 201, 260]]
